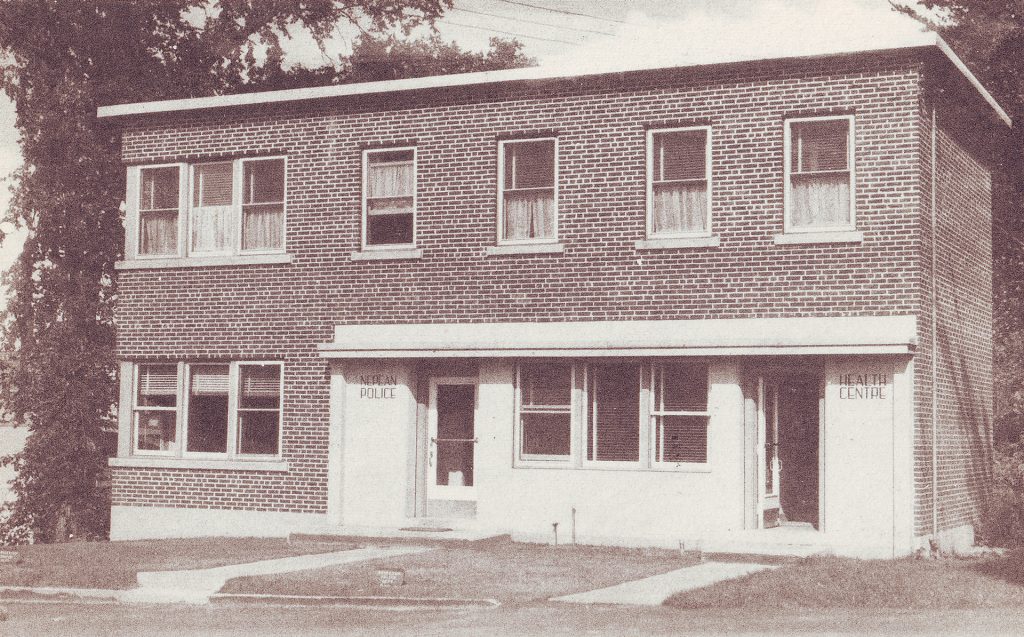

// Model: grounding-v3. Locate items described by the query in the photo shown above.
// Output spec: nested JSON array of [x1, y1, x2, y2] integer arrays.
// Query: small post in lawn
[[552, 522, 559, 546]]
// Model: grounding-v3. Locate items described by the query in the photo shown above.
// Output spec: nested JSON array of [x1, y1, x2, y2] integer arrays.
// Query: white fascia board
[[933, 36, 1011, 127], [318, 316, 917, 358], [96, 36, 1009, 127]]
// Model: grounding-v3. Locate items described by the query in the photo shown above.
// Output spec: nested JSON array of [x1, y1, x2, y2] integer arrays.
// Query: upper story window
[[784, 116, 854, 233], [139, 166, 181, 256], [647, 127, 711, 237], [363, 148, 416, 248], [498, 138, 557, 244], [130, 157, 286, 260]]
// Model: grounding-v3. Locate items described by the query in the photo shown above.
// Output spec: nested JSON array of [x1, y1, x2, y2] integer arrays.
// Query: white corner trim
[[774, 231, 864, 245], [320, 316, 917, 358], [115, 253, 292, 270], [486, 243, 564, 256], [109, 456, 289, 472], [350, 248, 423, 261], [635, 236, 721, 250]]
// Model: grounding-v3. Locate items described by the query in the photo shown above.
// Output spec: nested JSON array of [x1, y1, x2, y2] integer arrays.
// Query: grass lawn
[[666, 549, 1024, 609], [221, 536, 696, 603], [0, 537, 355, 590]]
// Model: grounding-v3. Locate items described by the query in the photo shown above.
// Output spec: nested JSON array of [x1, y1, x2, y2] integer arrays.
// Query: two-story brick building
[[97, 31, 1008, 558]]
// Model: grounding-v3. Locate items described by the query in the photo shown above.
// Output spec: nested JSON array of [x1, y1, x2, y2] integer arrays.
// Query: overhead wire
[[492, 0, 629, 25], [441, 19, 579, 45], [451, 5, 616, 36]]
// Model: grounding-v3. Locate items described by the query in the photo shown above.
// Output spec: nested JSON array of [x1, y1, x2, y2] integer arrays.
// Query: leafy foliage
[[0, 0, 528, 543]]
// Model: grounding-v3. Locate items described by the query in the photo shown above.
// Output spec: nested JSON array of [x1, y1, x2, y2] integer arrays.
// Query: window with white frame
[[131, 157, 286, 260], [241, 158, 286, 251], [516, 361, 573, 461], [138, 166, 181, 256], [513, 359, 710, 470], [648, 127, 711, 237], [128, 361, 282, 458], [499, 138, 557, 243], [650, 360, 710, 464], [785, 116, 854, 232], [363, 148, 416, 247], [133, 364, 179, 453]]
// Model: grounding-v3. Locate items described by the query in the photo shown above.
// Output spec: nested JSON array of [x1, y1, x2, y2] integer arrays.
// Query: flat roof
[[96, 31, 1010, 127]]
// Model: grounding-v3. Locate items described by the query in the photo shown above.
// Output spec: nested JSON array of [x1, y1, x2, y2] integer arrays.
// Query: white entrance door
[[427, 378, 478, 501], [757, 377, 781, 528]]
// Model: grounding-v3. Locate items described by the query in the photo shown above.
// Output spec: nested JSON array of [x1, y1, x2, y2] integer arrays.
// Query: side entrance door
[[757, 376, 782, 528], [427, 378, 477, 501]]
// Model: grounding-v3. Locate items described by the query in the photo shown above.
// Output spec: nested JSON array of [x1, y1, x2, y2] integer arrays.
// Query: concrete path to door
[[550, 561, 778, 606], [120, 546, 434, 605]]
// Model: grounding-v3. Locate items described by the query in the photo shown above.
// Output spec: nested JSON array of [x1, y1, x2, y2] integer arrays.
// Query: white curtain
[[139, 211, 178, 255], [791, 173, 850, 228], [368, 161, 413, 198], [191, 205, 231, 253], [242, 204, 283, 251], [652, 183, 707, 234], [504, 191, 554, 240]]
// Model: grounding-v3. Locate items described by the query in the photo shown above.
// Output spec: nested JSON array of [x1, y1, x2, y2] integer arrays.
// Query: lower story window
[[517, 361, 573, 461], [129, 361, 283, 459], [514, 359, 711, 470]]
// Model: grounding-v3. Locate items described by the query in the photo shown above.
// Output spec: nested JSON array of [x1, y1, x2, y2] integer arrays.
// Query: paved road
[[3, 599, 1024, 636]]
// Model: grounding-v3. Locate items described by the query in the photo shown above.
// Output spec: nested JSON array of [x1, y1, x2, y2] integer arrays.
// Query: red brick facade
[[110, 49, 994, 537]]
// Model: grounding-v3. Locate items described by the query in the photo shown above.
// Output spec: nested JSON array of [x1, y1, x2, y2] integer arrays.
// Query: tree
[[0, 0, 530, 543]]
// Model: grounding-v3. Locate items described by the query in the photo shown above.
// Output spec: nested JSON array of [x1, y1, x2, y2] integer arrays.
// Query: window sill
[[485, 243, 564, 256], [109, 456, 289, 472], [774, 231, 864, 245], [350, 248, 423, 261], [513, 462, 711, 473], [635, 236, 720, 250], [115, 253, 292, 270]]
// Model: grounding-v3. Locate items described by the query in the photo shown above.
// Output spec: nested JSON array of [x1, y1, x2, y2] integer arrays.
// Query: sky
[[0, 0, 932, 276]]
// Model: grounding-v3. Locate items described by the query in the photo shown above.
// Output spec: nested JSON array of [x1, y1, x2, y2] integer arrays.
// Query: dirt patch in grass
[[0, 538, 355, 590], [221, 536, 695, 603], [666, 550, 1024, 609]]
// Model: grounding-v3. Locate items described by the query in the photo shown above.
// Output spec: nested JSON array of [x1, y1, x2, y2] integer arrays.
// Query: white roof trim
[[96, 34, 1009, 126], [318, 316, 917, 359]]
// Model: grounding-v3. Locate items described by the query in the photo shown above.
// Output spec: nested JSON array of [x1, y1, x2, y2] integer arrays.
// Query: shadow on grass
[[971, 548, 1024, 587]]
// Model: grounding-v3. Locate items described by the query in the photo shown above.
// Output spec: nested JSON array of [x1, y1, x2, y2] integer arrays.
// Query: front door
[[427, 378, 477, 501], [756, 370, 822, 530]]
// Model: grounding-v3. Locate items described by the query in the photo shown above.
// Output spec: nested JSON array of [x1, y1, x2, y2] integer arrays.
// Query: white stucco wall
[[475, 360, 747, 547], [338, 361, 416, 527], [327, 355, 916, 556]]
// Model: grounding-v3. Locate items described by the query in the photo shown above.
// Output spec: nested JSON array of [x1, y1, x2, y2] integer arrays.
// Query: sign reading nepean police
[[359, 373, 397, 399], [838, 373, 888, 399]]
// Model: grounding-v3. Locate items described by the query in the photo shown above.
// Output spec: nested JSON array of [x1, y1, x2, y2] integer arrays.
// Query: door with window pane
[[427, 379, 477, 501]]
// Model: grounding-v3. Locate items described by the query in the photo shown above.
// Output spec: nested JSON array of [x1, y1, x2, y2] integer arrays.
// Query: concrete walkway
[[119, 546, 433, 605], [551, 561, 778, 606]]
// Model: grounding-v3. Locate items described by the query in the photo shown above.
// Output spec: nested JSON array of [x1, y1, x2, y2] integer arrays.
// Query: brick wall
[[113, 52, 932, 514], [914, 64, 995, 537]]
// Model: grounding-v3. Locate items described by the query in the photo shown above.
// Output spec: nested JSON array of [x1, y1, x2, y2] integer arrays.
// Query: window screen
[[241, 159, 285, 251], [788, 119, 852, 229], [588, 363, 640, 462], [651, 361, 709, 464]]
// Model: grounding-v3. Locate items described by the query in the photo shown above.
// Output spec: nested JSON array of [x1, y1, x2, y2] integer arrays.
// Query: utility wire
[[452, 5, 615, 36], [493, 0, 629, 25], [442, 19, 579, 45]]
